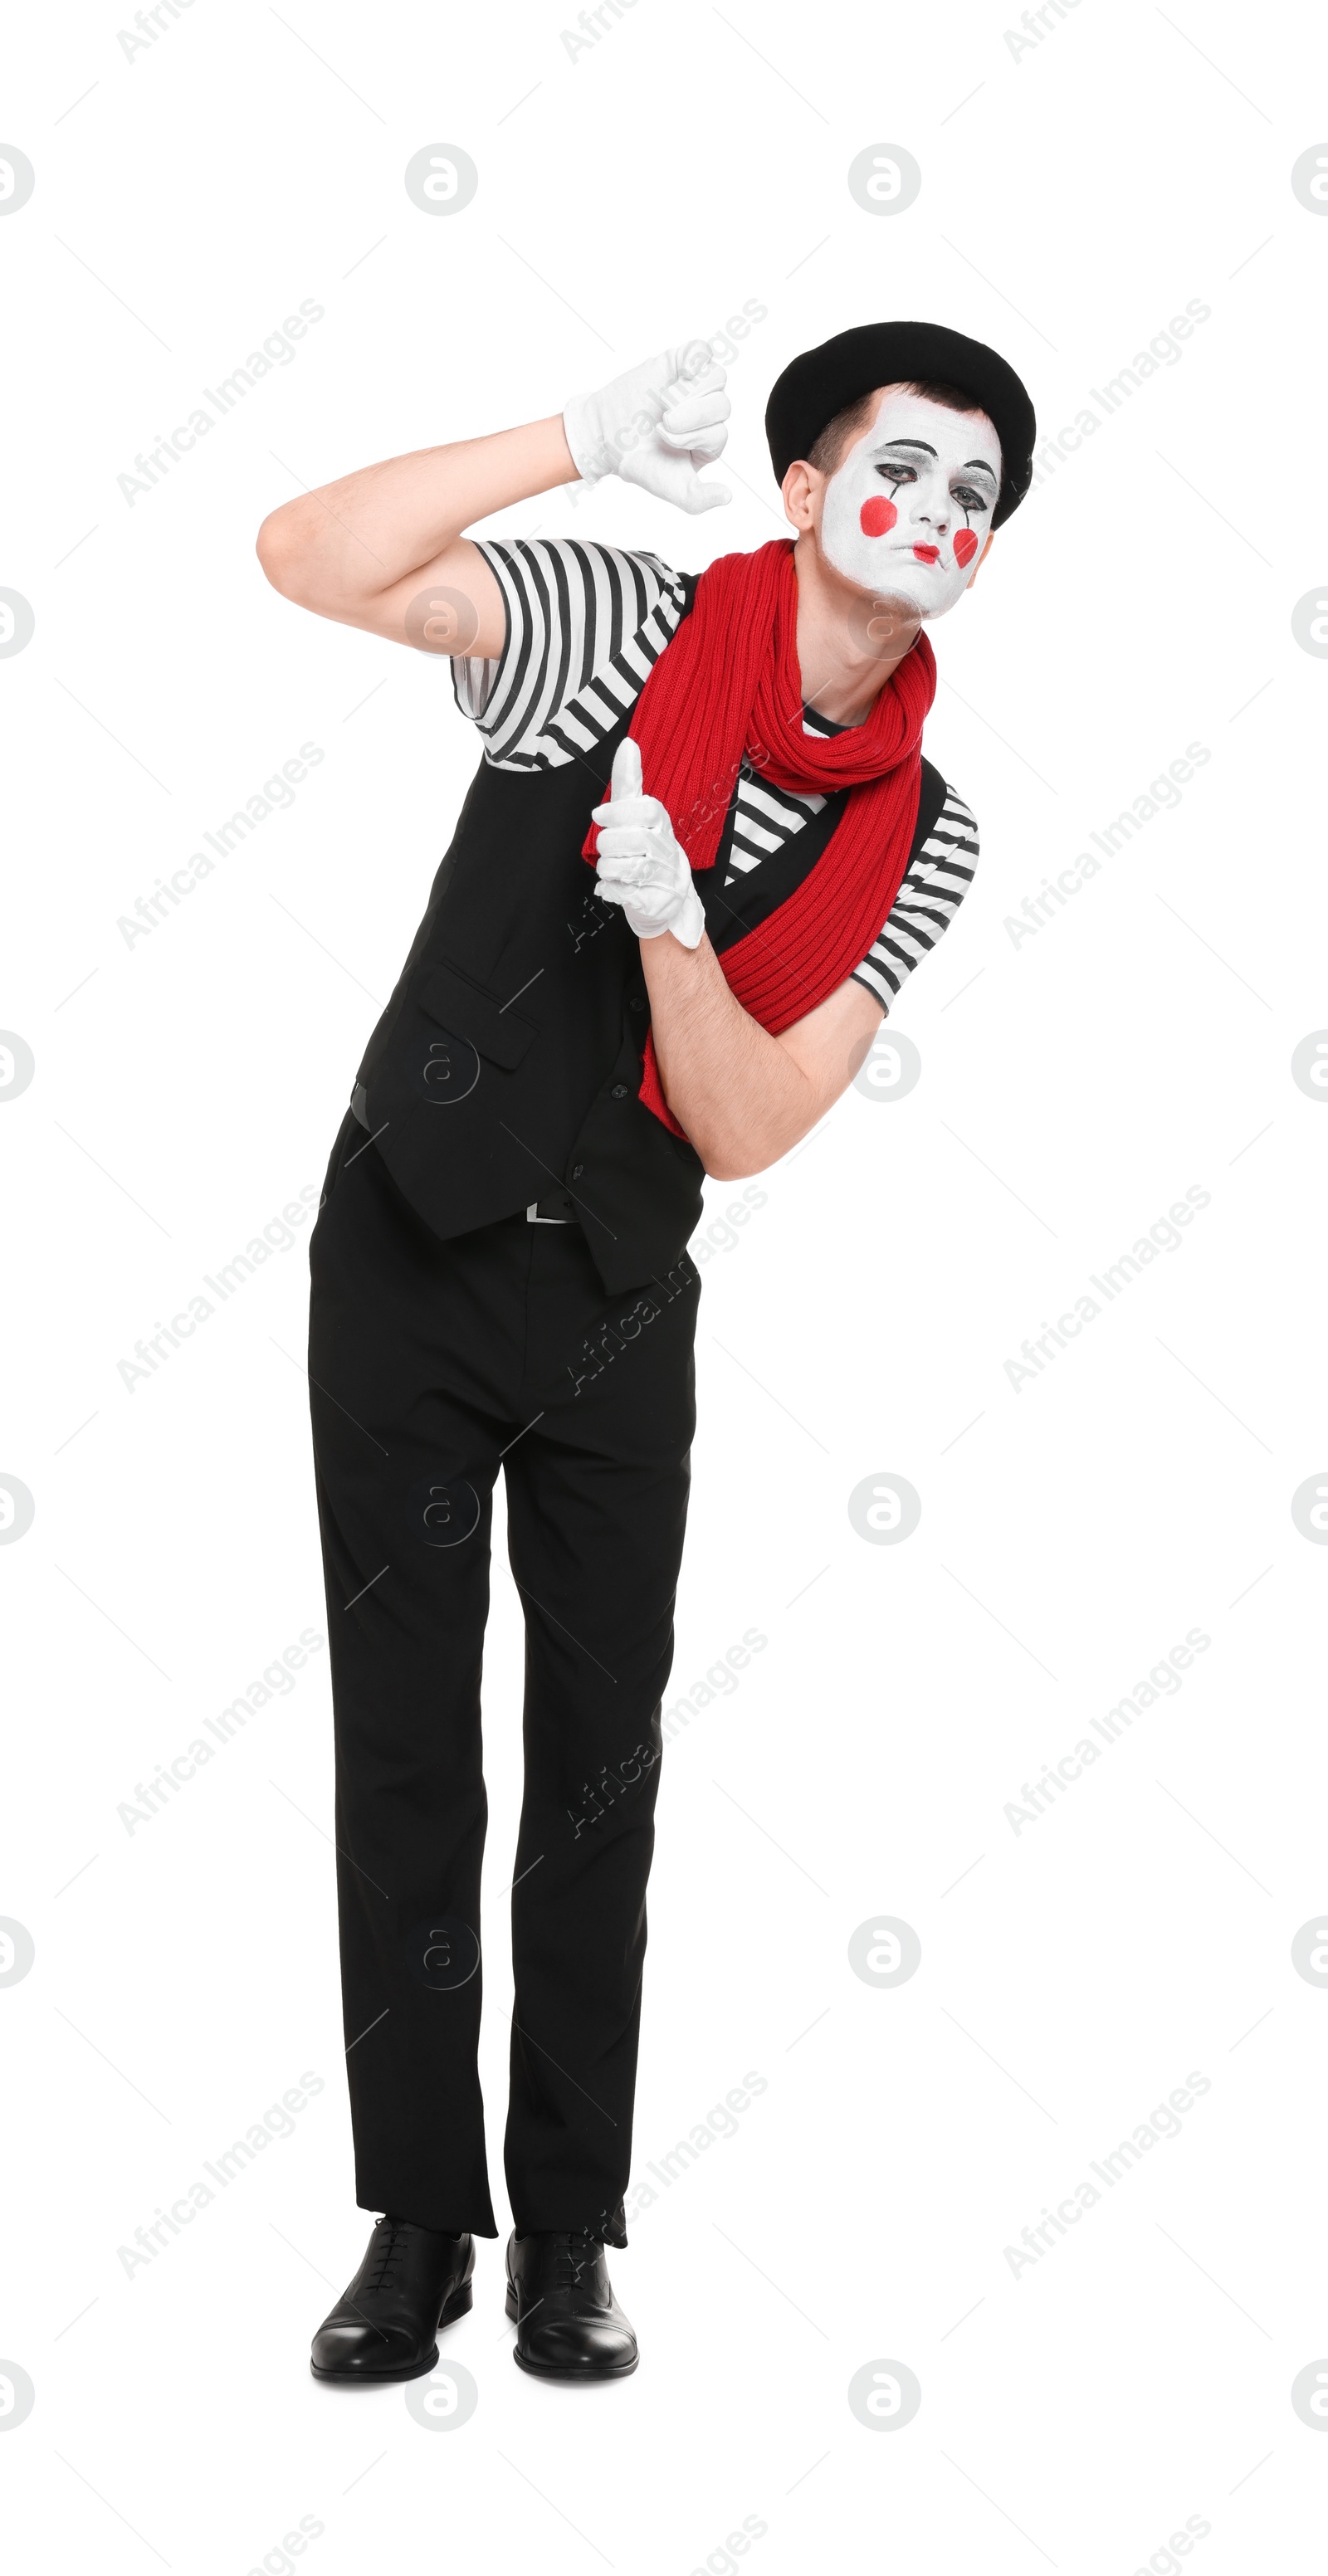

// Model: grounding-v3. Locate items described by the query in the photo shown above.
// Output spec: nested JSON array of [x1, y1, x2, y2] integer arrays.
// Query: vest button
[[610, 1083, 627, 1099], [629, 997, 645, 1012], [571, 1164, 584, 1178]]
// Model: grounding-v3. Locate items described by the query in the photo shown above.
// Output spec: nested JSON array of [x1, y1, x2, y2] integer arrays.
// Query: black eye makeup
[[870, 439, 998, 503]]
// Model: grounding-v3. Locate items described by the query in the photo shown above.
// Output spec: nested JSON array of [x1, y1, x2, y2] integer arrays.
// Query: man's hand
[[591, 738, 706, 947], [564, 342, 731, 515]]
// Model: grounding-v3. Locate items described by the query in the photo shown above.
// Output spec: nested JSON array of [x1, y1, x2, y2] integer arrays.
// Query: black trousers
[[307, 1113, 700, 2246]]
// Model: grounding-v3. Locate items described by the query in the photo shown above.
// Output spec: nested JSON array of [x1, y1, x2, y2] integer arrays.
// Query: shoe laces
[[365, 2216, 409, 2293], [552, 2227, 600, 2293]]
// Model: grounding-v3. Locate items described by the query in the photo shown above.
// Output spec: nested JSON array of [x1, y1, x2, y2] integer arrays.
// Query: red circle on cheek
[[859, 496, 897, 536], [954, 529, 979, 568]]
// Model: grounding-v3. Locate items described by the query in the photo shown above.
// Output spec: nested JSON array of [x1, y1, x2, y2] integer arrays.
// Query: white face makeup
[[818, 387, 1003, 618]]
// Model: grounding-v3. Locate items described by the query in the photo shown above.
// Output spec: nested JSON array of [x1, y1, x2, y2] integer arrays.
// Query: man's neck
[[792, 531, 921, 729]]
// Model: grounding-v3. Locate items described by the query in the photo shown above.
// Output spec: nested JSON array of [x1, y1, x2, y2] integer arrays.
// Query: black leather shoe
[[505, 2229, 638, 2380], [310, 2216, 474, 2382]]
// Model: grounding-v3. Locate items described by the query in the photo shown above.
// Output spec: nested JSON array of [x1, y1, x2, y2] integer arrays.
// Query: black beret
[[765, 320, 1037, 529]]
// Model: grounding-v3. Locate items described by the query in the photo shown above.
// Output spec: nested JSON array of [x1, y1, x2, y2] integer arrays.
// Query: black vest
[[354, 601, 947, 1296]]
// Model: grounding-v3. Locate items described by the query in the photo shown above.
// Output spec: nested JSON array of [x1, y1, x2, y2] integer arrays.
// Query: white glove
[[591, 737, 706, 948], [564, 339, 732, 515]]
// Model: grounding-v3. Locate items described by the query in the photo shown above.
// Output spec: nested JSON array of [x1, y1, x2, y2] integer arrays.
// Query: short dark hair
[[806, 379, 997, 476]]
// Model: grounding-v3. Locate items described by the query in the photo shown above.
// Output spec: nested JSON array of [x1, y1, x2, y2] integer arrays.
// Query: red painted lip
[[911, 544, 940, 564]]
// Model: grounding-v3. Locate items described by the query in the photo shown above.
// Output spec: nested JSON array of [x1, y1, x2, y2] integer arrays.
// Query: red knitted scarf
[[582, 539, 936, 1134]]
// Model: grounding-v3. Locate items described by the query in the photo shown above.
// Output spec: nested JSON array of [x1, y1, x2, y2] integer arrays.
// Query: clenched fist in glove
[[591, 738, 706, 949], [564, 340, 731, 515]]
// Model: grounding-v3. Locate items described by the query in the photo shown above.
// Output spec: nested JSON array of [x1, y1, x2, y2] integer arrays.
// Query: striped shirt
[[452, 538, 979, 1015]]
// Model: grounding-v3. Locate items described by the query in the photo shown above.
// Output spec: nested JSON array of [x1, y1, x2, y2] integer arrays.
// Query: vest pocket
[[417, 959, 540, 1069]]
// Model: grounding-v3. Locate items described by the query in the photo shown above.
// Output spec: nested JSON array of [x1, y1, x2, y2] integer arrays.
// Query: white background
[[2, 2, 1327, 2569]]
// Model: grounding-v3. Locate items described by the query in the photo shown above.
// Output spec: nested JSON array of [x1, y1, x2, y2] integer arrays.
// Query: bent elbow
[[662, 1090, 774, 1182], [255, 508, 305, 600], [694, 1116, 779, 1183], [683, 1120, 747, 1183], [701, 1145, 762, 1183]]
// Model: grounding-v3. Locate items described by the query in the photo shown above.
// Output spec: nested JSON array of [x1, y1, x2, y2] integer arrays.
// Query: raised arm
[[254, 341, 731, 658], [253, 417, 572, 656]]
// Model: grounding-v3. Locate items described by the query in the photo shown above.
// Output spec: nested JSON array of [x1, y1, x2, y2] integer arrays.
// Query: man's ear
[[966, 531, 996, 586], [781, 459, 823, 533]]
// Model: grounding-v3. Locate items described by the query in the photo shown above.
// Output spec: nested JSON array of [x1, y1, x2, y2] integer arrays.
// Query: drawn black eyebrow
[[871, 437, 998, 482]]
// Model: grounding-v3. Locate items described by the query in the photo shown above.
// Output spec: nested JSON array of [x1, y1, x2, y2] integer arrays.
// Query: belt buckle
[[526, 1198, 573, 1225]]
